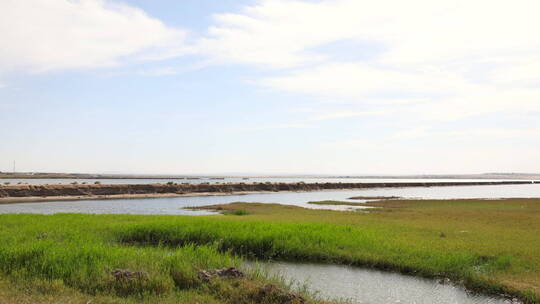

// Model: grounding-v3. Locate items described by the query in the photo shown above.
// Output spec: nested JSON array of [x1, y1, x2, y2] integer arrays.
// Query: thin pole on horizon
[[13, 160, 15, 173]]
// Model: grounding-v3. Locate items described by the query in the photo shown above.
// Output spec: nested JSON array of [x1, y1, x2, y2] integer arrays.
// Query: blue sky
[[0, 0, 539, 175]]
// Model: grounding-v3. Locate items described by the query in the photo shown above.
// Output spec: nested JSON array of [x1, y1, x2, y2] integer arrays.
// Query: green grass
[[128, 200, 540, 303], [223, 209, 250, 216], [0, 214, 321, 304], [187, 205, 250, 216], [0, 277, 225, 304], [348, 196, 401, 200], [1, 199, 540, 303]]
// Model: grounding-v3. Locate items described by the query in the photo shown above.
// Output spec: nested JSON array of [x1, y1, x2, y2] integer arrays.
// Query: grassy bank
[[125, 199, 540, 303], [0, 214, 322, 304], [1, 199, 539, 303]]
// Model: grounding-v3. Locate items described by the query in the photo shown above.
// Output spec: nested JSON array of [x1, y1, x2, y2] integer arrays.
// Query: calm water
[[251, 262, 520, 304], [1, 184, 539, 214], [0, 177, 533, 185]]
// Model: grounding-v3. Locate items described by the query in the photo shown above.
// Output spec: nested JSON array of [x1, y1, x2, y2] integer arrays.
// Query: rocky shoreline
[[0, 181, 536, 203]]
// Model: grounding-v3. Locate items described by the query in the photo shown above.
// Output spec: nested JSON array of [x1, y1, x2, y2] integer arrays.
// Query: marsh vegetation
[[0, 198, 539, 303]]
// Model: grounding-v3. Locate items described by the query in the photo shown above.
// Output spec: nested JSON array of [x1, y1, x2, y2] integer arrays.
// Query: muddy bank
[[0, 181, 535, 203]]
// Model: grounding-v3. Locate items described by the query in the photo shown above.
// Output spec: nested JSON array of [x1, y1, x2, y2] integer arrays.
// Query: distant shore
[[1, 172, 540, 180], [0, 181, 536, 204]]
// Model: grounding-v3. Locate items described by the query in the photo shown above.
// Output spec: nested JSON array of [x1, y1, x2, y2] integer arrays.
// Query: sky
[[0, 0, 539, 175]]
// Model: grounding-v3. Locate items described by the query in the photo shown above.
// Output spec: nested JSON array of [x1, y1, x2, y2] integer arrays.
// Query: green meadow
[[0, 213, 320, 304], [0, 198, 539, 303]]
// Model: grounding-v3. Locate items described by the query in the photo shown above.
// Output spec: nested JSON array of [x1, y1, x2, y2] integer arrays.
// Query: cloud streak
[[199, 0, 540, 68], [197, 0, 540, 121]]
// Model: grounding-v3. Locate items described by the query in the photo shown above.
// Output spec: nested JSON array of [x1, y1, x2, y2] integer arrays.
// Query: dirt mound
[[198, 267, 245, 281]]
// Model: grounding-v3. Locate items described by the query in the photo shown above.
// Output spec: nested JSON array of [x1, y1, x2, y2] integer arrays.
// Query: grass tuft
[[224, 209, 250, 216]]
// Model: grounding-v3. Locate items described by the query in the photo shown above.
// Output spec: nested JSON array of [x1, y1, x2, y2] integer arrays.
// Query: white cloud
[[258, 61, 540, 121], [445, 128, 540, 140], [226, 123, 314, 131], [259, 62, 471, 100], [0, 0, 187, 73], [391, 127, 430, 140], [137, 67, 180, 77], [136, 61, 213, 77], [392, 127, 540, 141], [197, 1, 337, 68], [309, 110, 383, 121], [413, 87, 540, 121], [2, 0, 539, 125], [319, 126, 540, 174], [490, 59, 540, 85], [198, 0, 540, 121], [200, 0, 540, 67]]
